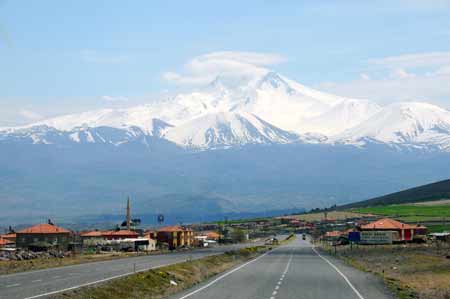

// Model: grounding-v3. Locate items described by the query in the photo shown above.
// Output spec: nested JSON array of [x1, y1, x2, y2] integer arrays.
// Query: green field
[[427, 224, 450, 233], [354, 204, 450, 218], [353, 203, 450, 225]]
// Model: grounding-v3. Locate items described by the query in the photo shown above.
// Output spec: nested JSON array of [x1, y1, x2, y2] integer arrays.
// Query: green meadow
[[353, 203, 450, 230]]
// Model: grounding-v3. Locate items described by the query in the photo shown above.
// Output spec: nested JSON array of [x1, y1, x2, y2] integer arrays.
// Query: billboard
[[360, 231, 396, 244], [348, 231, 360, 242]]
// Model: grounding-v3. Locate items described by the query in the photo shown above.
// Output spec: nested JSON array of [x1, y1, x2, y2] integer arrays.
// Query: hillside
[[342, 179, 450, 208]]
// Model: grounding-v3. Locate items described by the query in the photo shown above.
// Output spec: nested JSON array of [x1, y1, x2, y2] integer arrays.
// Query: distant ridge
[[341, 179, 450, 208]]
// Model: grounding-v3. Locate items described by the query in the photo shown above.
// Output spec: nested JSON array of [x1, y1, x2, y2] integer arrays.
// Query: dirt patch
[[290, 211, 370, 222]]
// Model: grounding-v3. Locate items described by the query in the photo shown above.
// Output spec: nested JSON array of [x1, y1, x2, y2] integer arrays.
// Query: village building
[[0, 233, 16, 245], [193, 231, 221, 247], [322, 230, 344, 242], [157, 226, 194, 250], [80, 229, 155, 251], [16, 223, 71, 251], [359, 218, 427, 242], [79, 230, 105, 247], [205, 231, 220, 241], [101, 230, 139, 240], [0, 237, 14, 248], [80, 230, 139, 245]]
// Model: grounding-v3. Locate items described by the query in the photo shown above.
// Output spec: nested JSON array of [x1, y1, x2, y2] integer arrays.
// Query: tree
[[231, 229, 247, 243]]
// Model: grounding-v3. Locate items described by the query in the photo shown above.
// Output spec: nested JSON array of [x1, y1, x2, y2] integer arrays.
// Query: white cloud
[[163, 51, 286, 86], [369, 52, 450, 69], [318, 51, 450, 108], [390, 68, 416, 79], [359, 73, 371, 80], [101, 95, 129, 102], [19, 109, 43, 121]]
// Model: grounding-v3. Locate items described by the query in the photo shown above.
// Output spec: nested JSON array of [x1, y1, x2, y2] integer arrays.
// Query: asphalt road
[[171, 237, 393, 299], [0, 242, 262, 299]]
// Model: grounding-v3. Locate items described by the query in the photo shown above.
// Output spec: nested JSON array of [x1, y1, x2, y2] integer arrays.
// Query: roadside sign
[[348, 231, 360, 242], [360, 231, 394, 244]]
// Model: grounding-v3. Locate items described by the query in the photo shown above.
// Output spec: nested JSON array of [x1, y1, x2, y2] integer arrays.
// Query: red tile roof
[[0, 238, 13, 246], [206, 231, 220, 239], [102, 230, 139, 237], [18, 224, 70, 234], [360, 218, 417, 230], [0, 233, 16, 240], [324, 231, 344, 237], [157, 226, 192, 232], [80, 231, 103, 237], [80, 230, 139, 238]]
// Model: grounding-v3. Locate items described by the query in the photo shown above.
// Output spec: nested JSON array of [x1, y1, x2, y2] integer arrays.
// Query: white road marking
[[268, 249, 293, 299], [6, 283, 20, 288], [177, 250, 274, 299], [23, 261, 181, 299], [312, 246, 365, 299], [32, 279, 42, 283], [20, 243, 273, 299]]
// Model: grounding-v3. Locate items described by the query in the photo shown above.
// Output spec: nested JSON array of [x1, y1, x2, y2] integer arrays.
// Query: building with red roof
[[360, 218, 427, 242], [16, 222, 71, 251], [0, 233, 16, 244], [0, 238, 14, 248], [205, 231, 221, 241], [101, 230, 139, 240], [157, 226, 193, 249], [80, 230, 140, 247]]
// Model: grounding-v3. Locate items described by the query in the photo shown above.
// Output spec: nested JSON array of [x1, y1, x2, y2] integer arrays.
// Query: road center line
[[177, 249, 275, 299], [312, 246, 365, 299], [6, 283, 21, 288], [268, 249, 293, 299]]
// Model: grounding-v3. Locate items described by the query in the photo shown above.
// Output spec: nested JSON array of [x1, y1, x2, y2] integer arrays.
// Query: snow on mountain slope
[[228, 72, 347, 133], [163, 111, 300, 149], [3, 70, 450, 151], [299, 99, 381, 135], [25, 107, 173, 136], [0, 125, 154, 146], [8, 71, 369, 138], [334, 102, 450, 150]]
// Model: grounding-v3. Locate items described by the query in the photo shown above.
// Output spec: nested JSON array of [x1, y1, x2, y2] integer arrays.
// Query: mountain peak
[[335, 101, 450, 150], [163, 111, 299, 149], [256, 72, 295, 94]]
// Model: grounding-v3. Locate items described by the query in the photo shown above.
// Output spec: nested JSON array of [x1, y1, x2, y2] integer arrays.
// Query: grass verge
[[322, 244, 450, 299], [52, 246, 269, 299]]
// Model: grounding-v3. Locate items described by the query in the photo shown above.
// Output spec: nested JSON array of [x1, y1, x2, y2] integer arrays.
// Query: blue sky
[[1, 0, 450, 125]]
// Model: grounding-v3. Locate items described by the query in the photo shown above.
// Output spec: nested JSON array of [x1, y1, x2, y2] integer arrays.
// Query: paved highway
[[171, 237, 393, 299], [0, 242, 261, 299]]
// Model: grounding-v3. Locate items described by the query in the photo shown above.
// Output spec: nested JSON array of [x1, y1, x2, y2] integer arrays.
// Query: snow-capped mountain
[[2, 71, 450, 151], [0, 125, 154, 147], [299, 99, 381, 136], [163, 111, 300, 149], [334, 102, 450, 151]]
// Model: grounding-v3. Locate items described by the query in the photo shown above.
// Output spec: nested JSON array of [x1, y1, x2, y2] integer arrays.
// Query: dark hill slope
[[341, 179, 450, 209]]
